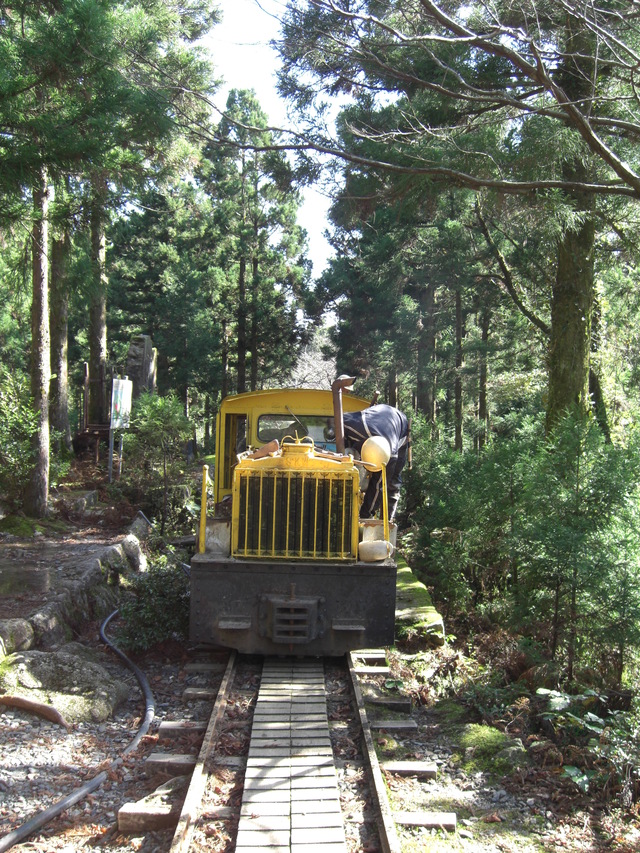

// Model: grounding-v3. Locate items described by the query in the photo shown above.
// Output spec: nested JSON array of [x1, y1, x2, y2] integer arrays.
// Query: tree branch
[[474, 199, 550, 336]]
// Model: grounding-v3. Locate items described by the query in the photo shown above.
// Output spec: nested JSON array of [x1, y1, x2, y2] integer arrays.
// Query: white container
[[359, 519, 397, 548], [358, 539, 394, 562], [205, 517, 231, 555]]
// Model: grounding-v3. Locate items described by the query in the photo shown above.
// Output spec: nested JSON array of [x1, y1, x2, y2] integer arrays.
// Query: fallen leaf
[[482, 812, 504, 823]]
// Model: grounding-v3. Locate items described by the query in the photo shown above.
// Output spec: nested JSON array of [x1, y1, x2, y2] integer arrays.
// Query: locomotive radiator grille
[[233, 470, 358, 559]]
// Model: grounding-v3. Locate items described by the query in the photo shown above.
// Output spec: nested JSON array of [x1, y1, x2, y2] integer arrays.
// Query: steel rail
[[169, 650, 237, 853], [347, 651, 402, 853]]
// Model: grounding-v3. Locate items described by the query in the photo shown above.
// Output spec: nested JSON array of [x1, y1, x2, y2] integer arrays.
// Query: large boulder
[[0, 619, 34, 657], [125, 334, 157, 399], [121, 533, 147, 572], [0, 647, 130, 723]]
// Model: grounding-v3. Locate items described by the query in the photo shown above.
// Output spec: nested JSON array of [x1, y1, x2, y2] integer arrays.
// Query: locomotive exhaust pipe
[[332, 374, 356, 454]]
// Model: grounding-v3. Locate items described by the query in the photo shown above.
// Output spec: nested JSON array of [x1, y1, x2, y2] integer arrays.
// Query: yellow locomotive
[[190, 380, 397, 655]]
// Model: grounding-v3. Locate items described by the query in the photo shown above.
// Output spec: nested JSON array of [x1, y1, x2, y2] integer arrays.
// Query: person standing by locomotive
[[342, 403, 409, 520]]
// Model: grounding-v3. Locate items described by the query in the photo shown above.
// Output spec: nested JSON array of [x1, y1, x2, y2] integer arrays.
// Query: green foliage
[[406, 411, 640, 685], [514, 413, 640, 679], [124, 392, 192, 532], [115, 556, 190, 653], [108, 183, 224, 398], [405, 411, 543, 614], [125, 391, 191, 464], [0, 367, 37, 503], [194, 88, 312, 394], [49, 428, 72, 489], [536, 687, 640, 796]]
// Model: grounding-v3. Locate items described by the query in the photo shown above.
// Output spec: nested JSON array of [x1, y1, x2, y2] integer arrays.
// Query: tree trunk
[[416, 282, 436, 424], [161, 444, 168, 535], [589, 367, 611, 442], [567, 561, 579, 683], [237, 256, 247, 394], [388, 369, 398, 407], [546, 21, 596, 431], [24, 169, 50, 518], [454, 288, 464, 452], [546, 178, 595, 432], [221, 319, 229, 399], [50, 229, 72, 451], [250, 255, 259, 391], [478, 306, 490, 449], [204, 394, 211, 451], [551, 577, 561, 661], [89, 178, 108, 424]]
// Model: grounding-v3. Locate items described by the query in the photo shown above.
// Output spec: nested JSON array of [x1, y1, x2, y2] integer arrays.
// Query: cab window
[[222, 413, 247, 490], [257, 414, 336, 450]]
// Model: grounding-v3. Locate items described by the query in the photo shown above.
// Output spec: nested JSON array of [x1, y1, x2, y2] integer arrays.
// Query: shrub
[[123, 392, 192, 533], [0, 366, 37, 504], [115, 557, 190, 653], [406, 409, 640, 687]]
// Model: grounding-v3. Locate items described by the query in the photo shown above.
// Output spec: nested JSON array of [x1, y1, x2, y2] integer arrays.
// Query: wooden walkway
[[236, 658, 347, 852]]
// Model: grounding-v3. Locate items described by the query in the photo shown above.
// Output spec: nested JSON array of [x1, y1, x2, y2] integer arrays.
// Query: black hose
[[100, 610, 156, 756], [0, 610, 156, 853]]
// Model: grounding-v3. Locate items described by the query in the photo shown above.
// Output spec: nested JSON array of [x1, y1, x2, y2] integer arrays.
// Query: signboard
[[111, 378, 133, 430]]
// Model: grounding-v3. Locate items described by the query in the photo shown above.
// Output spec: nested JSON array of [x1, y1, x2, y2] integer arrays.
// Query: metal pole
[[108, 428, 114, 483], [198, 465, 209, 554], [382, 465, 389, 543], [118, 433, 124, 479]]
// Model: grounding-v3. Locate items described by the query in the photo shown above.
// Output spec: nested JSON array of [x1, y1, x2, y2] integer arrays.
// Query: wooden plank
[[290, 775, 340, 789], [198, 806, 233, 820], [353, 665, 391, 676], [369, 696, 412, 713], [289, 798, 340, 814], [119, 800, 233, 833], [370, 718, 418, 731], [145, 753, 197, 775], [382, 760, 437, 778], [184, 661, 227, 673], [210, 755, 244, 769], [243, 777, 291, 792], [395, 811, 457, 831], [157, 721, 207, 739], [290, 811, 343, 828], [235, 828, 290, 848], [291, 826, 348, 844], [245, 764, 335, 779], [352, 649, 387, 663], [290, 846, 347, 853], [118, 800, 181, 832], [182, 687, 217, 702], [237, 814, 290, 830], [240, 801, 291, 817]]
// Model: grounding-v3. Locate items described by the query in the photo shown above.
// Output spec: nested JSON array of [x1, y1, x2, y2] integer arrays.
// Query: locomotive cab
[[190, 387, 397, 656]]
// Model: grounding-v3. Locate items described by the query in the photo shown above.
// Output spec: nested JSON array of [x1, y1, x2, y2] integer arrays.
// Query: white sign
[[111, 378, 133, 429]]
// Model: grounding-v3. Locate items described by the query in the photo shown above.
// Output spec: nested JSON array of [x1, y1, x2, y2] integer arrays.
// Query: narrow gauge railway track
[[142, 653, 401, 853]]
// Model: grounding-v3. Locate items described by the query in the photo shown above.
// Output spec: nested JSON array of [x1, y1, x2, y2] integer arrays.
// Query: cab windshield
[[257, 414, 336, 451]]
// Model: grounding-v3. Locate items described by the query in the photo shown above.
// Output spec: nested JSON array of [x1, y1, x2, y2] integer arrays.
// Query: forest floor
[[1, 458, 640, 851], [382, 639, 640, 852]]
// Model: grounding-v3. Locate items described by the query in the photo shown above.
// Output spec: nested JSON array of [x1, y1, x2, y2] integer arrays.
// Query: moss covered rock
[[395, 556, 445, 647], [0, 648, 129, 723], [457, 723, 525, 774]]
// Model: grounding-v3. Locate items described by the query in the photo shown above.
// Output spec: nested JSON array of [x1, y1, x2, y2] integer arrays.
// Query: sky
[[201, 0, 333, 277]]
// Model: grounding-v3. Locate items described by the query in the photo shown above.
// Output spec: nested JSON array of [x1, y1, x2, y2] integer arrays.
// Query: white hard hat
[[361, 436, 391, 466]]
